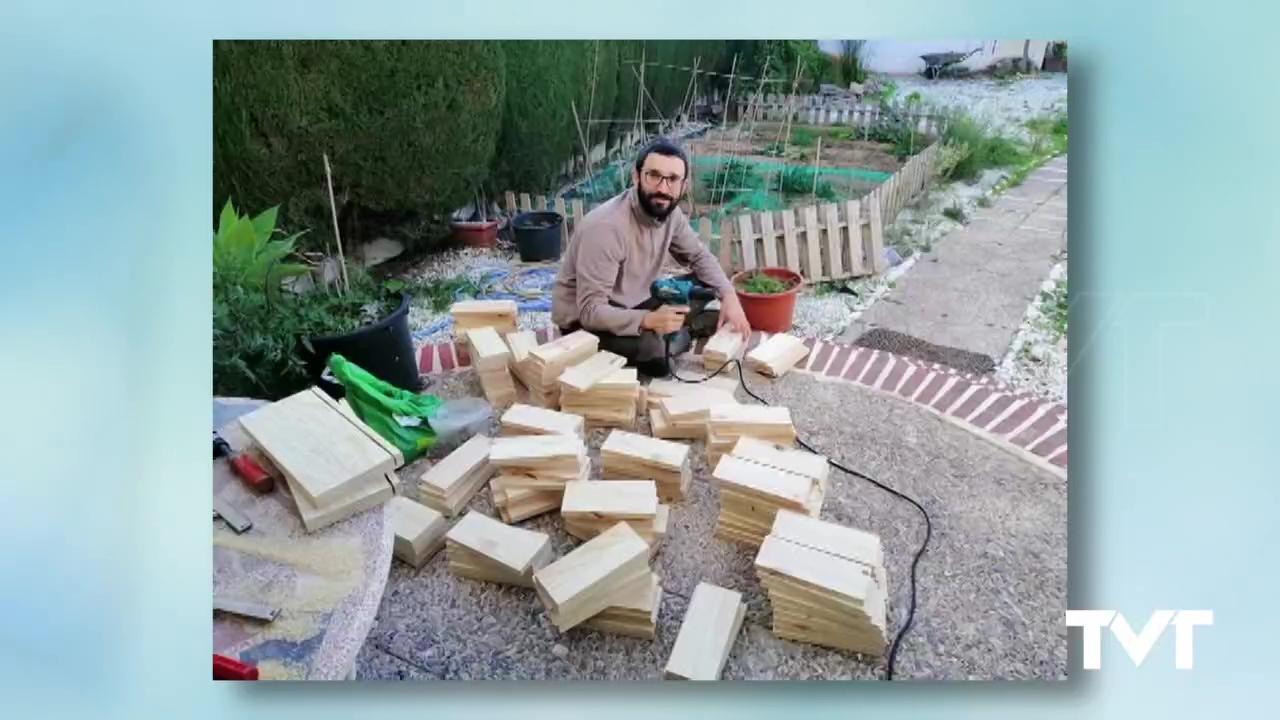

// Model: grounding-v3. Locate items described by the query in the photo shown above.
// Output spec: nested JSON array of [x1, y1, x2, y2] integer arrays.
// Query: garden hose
[[663, 336, 933, 681]]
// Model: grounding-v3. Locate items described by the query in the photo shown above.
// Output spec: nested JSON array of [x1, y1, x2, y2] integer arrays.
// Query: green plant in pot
[[730, 267, 804, 333], [212, 200, 419, 400]]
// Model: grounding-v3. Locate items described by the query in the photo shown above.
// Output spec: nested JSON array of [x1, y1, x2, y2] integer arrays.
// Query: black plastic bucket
[[301, 291, 419, 398], [511, 211, 564, 262]]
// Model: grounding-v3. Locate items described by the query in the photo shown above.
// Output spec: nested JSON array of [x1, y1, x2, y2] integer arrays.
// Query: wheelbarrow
[[920, 48, 981, 79]]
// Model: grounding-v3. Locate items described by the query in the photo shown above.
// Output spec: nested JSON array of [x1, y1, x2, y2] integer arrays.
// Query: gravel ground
[[889, 74, 1068, 143], [357, 361, 1068, 680], [995, 255, 1068, 402]]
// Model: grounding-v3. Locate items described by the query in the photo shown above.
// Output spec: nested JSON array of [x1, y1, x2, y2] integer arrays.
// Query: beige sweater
[[552, 187, 733, 336]]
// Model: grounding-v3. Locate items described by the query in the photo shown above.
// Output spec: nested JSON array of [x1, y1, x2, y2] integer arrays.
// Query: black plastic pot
[[301, 291, 419, 398], [511, 211, 564, 262]]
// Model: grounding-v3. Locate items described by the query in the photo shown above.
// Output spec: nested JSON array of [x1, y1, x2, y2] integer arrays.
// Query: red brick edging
[[418, 329, 1068, 471]]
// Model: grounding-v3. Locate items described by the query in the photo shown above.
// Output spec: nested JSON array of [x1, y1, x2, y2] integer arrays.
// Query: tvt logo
[[1065, 610, 1213, 669]]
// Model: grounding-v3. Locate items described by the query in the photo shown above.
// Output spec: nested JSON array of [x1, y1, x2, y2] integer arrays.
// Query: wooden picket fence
[[737, 101, 947, 137], [504, 139, 942, 283]]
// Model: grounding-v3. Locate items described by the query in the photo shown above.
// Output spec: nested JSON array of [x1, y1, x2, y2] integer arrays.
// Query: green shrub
[[212, 199, 311, 295], [212, 40, 506, 252], [940, 115, 1032, 181], [778, 166, 837, 200]]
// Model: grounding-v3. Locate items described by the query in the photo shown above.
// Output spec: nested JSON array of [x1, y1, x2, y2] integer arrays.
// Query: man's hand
[[717, 292, 752, 337], [642, 305, 689, 335]]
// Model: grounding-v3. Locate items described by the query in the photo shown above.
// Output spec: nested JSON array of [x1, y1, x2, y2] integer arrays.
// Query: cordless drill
[[649, 277, 718, 341]]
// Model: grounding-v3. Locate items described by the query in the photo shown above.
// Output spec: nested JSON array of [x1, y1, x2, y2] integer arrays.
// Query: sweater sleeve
[[667, 212, 734, 297], [575, 227, 647, 336]]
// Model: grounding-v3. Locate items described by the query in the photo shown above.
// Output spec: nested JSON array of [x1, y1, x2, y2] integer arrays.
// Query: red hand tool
[[213, 434, 274, 493], [213, 653, 259, 681]]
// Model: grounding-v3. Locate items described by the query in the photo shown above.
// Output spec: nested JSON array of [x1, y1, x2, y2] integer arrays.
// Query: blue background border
[[1, 0, 1273, 716]]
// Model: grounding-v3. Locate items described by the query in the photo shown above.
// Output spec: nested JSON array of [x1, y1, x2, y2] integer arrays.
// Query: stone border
[[417, 329, 1068, 473]]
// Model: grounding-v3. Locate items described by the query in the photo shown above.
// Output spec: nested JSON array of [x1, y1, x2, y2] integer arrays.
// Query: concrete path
[[355, 358, 1067, 681], [842, 157, 1068, 373]]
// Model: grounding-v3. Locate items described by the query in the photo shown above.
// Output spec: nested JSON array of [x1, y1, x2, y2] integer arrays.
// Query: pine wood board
[[559, 351, 628, 392], [772, 621, 886, 657], [729, 437, 828, 489], [238, 388, 397, 508], [600, 430, 689, 472], [754, 535, 878, 608], [767, 584, 886, 634], [463, 326, 512, 370], [703, 328, 746, 363], [745, 333, 810, 378], [388, 496, 450, 567], [500, 403, 585, 437], [659, 388, 739, 423], [285, 469, 395, 534], [664, 582, 746, 681], [645, 376, 739, 402], [545, 564, 652, 632], [649, 408, 705, 440], [444, 510, 552, 576], [419, 434, 492, 497], [713, 455, 816, 508], [314, 387, 405, 467], [532, 522, 651, 629], [561, 480, 658, 519], [769, 509, 885, 569], [489, 433, 585, 466]]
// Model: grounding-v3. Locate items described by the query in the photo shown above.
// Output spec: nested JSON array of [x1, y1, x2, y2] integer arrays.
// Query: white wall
[[819, 40, 1049, 76]]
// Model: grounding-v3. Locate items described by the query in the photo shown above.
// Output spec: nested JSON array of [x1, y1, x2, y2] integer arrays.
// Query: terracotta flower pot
[[732, 267, 804, 333], [451, 220, 499, 249]]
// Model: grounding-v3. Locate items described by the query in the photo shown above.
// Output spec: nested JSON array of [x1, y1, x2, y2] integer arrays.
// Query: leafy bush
[[213, 200, 311, 294], [778, 166, 837, 200], [939, 114, 1031, 181], [702, 159, 766, 204], [212, 40, 507, 253]]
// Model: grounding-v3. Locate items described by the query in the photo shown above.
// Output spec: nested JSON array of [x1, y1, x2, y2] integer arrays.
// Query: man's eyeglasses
[[642, 169, 684, 188]]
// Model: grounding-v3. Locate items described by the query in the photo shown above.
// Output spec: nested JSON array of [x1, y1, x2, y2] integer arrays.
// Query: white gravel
[[888, 74, 1068, 142], [995, 256, 1068, 402]]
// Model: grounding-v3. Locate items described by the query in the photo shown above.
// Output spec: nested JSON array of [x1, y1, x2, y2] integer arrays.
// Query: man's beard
[[637, 188, 677, 221]]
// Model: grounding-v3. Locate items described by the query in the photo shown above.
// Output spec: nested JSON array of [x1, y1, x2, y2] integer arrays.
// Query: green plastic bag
[[327, 353, 443, 463]]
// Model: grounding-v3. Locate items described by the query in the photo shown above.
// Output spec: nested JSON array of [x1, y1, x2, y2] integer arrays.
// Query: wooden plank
[[802, 205, 823, 282], [780, 208, 801, 274], [755, 535, 876, 605], [737, 214, 757, 270], [660, 388, 737, 421], [823, 203, 843, 278], [664, 582, 746, 681], [844, 200, 866, 275], [463, 326, 511, 370], [519, 193, 532, 212], [501, 403, 585, 437], [712, 454, 814, 507], [600, 429, 689, 472], [445, 510, 550, 575], [759, 211, 778, 267], [285, 470, 394, 534], [419, 434, 492, 497], [559, 351, 627, 392], [388, 496, 449, 568], [489, 434, 585, 467], [504, 192, 517, 215], [307, 386, 404, 467], [561, 480, 659, 519], [770, 509, 884, 569], [534, 194, 547, 211], [709, 404, 794, 431], [238, 388, 396, 509], [532, 522, 651, 627], [730, 436, 829, 488], [867, 193, 886, 273], [504, 330, 537, 364], [716, 218, 733, 273]]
